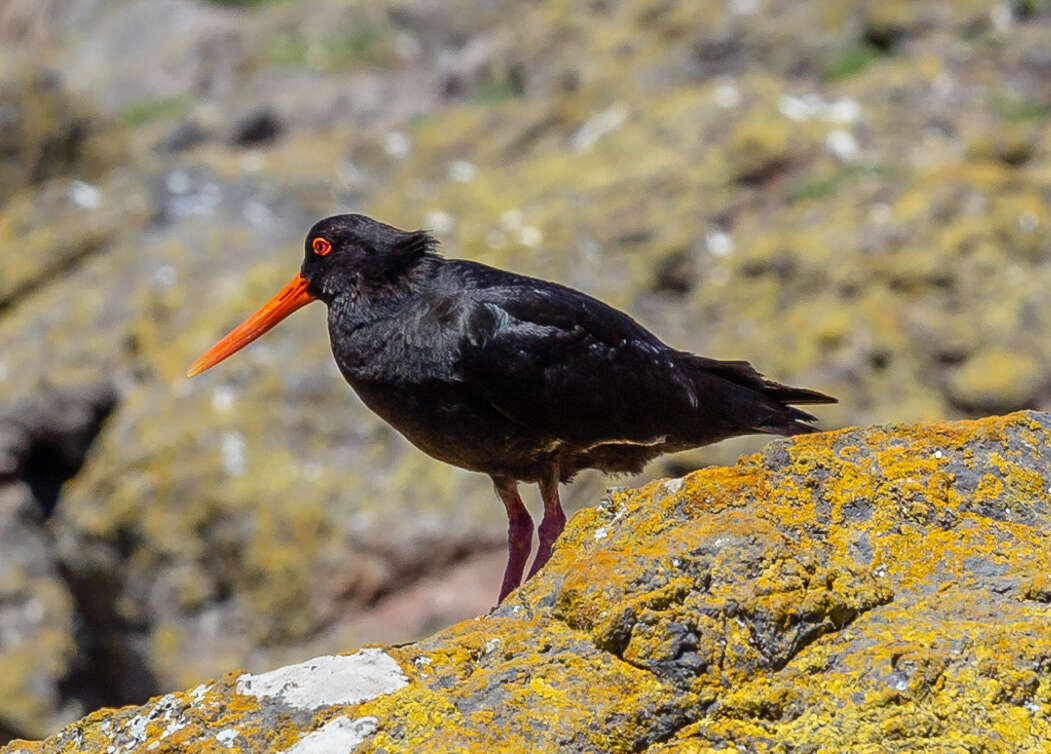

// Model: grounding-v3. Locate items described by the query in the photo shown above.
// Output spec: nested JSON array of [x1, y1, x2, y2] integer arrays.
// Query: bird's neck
[[326, 254, 445, 384], [328, 253, 442, 324]]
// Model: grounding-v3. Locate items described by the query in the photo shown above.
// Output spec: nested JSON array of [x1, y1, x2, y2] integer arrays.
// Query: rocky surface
[[2, 0, 1051, 743], [4, 411, 1051, 752], [0, 384, 117, 739]]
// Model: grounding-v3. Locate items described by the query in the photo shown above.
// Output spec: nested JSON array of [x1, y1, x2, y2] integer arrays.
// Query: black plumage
[[188, 214, 836, 602]]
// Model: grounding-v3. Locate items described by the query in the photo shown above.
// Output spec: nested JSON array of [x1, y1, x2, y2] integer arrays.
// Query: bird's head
[[186, 214, 436, 377]]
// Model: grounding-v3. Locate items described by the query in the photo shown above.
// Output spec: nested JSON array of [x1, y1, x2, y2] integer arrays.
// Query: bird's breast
[[343, 374, 552, 476], [325, 314, 514, 465]]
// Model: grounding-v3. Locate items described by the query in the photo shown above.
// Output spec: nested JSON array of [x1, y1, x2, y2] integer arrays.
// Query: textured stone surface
[[0, 383, 117, 739], [5, 412, 1050, 752]]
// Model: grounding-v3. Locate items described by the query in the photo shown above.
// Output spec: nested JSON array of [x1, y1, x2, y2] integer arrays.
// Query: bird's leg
[[526, 467, 566, 579], [493, 476, 533, 603]]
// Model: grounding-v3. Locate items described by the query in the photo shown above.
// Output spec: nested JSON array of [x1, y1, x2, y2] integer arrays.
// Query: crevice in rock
[[541, 605, 706, 752], [0, 233, 113, 319], [0, 720, 22, 747], [548, 556, 894, 751], [0, 382, 151, 733], [55, 561, 161, 715], [0, 381, 118, 517]]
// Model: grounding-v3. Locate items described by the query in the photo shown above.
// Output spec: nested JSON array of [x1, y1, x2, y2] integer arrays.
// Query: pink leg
[[527, 468, 566, 579], [493, 476, 533, 603]]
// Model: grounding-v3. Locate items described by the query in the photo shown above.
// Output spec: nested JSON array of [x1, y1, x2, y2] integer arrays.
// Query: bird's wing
[[455, 282, 698, 445]]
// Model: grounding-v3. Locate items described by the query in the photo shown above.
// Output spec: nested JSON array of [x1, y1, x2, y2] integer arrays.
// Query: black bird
[[187, 214, 835, 603]]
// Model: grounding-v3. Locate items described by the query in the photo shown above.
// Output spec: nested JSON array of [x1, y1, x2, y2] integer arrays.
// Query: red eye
[[312, 237, 332, 256]]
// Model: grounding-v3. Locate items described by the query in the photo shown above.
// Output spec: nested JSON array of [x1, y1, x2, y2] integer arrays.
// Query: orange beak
[[186, 273, 316, 377]]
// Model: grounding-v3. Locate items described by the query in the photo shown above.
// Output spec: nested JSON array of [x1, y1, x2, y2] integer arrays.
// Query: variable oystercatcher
[[187, 214, 835, 603]]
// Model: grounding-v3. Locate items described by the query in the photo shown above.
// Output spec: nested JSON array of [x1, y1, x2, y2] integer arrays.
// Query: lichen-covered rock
[[0, 66, 123, 204], [0, 383, 117, 739], [6, 412, 1050, 753], [0, 484, 75, 743]]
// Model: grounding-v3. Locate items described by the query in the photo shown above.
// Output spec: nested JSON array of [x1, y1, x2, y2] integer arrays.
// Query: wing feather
[[455, 283, 693, 444]]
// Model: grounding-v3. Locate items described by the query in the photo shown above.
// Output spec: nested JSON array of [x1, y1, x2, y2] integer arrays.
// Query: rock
[[0, 482, 76, 744], [863, 1, 1000, 49], [0, 0, 102, 45], [724, 106, 799, 185], [6, 412, 1051, 752], [0, 382, 117, 516], [229, 108, 282, 148], [0, 68, 123, 205], [156, 120, 209, 154], [946, 347, 1047, 415], [52, 0, 244, 113], [0, 382, 117, 741]]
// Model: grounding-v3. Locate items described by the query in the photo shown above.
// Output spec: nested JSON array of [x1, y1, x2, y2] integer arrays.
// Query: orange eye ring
[[312, 237, 332, 256]]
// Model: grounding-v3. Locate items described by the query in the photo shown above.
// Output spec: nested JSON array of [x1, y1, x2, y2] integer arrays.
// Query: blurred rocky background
[[0, 0, 1049, 743]]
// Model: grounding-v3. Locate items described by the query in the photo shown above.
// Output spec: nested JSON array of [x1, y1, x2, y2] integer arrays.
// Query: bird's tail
[[689, 357, 837, 436]]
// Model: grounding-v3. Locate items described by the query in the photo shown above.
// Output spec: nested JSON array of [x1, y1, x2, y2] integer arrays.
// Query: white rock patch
[[825, 129, 859, 162], [706, 230, 734, 257], [281, 716, 378, 754], [714, 80, 740, 109], [68, 179, 103, 209], [236, 649, 408, 710], [571, 102, 628, 152], [121, 710, 153, 745]]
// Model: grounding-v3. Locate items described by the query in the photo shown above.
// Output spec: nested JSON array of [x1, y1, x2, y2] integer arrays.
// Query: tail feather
[[703, 359, 837, 404], [688, 356, 837, 437], [755, 411, 822, 436], [759, 382, 838, 406]]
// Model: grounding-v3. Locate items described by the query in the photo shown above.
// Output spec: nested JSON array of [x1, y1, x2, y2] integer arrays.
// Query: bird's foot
[[526, 474, 566, 579], [498, 514, 533, 602], [494, 478, 534, 603], [526, 505, 566, 579]]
